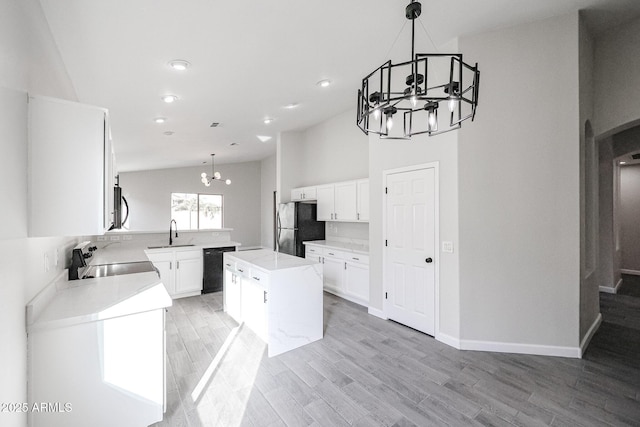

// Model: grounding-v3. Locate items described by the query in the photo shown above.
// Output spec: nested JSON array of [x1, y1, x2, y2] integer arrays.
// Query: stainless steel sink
[[82, 261, 158, 278], [147, 244, 195, 249]]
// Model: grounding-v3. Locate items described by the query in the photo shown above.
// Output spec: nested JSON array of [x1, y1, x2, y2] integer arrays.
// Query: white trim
[[621, 269, 640, 276], [367, 306, 388, 320], [579, 313, 602, 358], [458, 339, 581, 358], [599, 278, 622, 294], [436, 332, 460, 349], [382, 162, 440, 336]]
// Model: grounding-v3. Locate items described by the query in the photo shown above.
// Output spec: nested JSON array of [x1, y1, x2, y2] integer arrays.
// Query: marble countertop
[[303, 240, 369, 255], [91, 240, 241, 265], [27, 272, 171, 332], [226, 249, 319, 272]]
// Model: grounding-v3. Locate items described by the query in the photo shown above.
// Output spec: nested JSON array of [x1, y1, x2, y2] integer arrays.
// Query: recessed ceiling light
[[161, 94, 178, 103], [283, 103, 299, 109], [257, 135, 272, 143], [317, 79, 331, 88], [264, 118, 274, 124], [168, 59, 190, 71], [163, 131, 174, 136], [154, 117, 167, 124]]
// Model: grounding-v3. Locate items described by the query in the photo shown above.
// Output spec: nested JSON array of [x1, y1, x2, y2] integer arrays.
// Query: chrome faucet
[[169, 219, 178, 245]]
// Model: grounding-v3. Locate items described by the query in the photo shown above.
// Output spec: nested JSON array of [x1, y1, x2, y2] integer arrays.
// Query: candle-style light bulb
[[387, 115, 393, 130], [225, 179, 232, 185]]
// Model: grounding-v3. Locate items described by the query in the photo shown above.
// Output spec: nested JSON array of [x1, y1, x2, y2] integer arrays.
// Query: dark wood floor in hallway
[[152, 278, 640, 427]]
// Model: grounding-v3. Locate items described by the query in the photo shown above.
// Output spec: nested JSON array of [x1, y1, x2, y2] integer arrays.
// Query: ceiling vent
[[632, 153, 640, 160], [210, 122, 220, 127]]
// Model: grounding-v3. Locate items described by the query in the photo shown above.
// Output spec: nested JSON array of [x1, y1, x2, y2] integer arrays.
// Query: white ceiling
[[38, 0, 640, 172]]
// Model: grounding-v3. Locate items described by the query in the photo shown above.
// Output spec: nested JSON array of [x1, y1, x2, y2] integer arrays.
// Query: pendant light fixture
[[201, 154, 231, 186], [356, 0, 480, 139]]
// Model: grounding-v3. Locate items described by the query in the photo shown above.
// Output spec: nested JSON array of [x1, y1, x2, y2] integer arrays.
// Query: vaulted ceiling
[[38, 0, 640, 172]]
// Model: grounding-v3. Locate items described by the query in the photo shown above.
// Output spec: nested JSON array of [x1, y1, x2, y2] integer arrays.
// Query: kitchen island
[[224, 249, 323, 357]]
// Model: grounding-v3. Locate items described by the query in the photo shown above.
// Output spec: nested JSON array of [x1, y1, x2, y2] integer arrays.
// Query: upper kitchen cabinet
[[317, 181, 358, 222], [28, 96, 114, 237], [356, 179, 369, 222], [291, 186, 317, 202]]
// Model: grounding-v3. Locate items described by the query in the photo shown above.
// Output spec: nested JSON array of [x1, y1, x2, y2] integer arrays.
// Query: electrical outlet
[[109, 235, 120, 241], [442, 241, 454, 253], [97, 236, 107, 241], [122, 235, 132, 241]]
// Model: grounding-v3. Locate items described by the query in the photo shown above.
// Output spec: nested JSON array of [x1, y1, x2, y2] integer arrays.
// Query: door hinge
[[385, 292, 388, 299]]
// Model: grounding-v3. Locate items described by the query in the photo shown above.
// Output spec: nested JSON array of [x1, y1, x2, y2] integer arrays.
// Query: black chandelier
[[356, 0, 480, 139], [201, 154, 231, 186]]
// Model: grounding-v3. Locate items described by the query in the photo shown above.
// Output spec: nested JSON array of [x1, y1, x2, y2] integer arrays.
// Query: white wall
[[594, 17, 640, 137], [278, 109, 368, 200], [0, 1, 80, 426], [620, 165, 640, 272], [458, 13, 581, 348], [119, 161, 262, 248], [261, 154, 276, 249]]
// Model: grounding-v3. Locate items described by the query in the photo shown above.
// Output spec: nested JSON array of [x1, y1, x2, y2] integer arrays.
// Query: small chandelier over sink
[[356, 0, 480, 139], [201, 154, 231, 186]]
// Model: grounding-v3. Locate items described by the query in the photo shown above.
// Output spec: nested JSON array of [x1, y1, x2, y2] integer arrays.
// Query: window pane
[[171, 193, 198, 230], [198, 194, 222, 229]]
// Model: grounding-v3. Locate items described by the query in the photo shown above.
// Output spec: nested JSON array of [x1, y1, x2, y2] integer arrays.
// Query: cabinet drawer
[[347, 253, 369, 265], [322, 248, 348, 260], [223, 259, 235, 270], [305, 245, 321, 255], [249, 269, 268, 288], [235, 261, 251, 278]]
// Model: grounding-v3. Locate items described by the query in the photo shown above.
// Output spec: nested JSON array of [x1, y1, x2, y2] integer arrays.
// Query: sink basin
[[147, 244, 196, 249], [82, 261, 158, 278]]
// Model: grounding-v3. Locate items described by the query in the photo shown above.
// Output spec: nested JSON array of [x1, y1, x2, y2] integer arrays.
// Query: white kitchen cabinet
[[223, 250, 323, 357], [316, 184, 335, 220], [223, 262, 241, 323], [334, 181, 358, 221], [322, 248, 347, 295], [305, 243, 370, 307], [315, 181, 363, 222], [291, 186, 317, 201], [28, 95, 115, 237], [356, 179, 370, 222], [147, 249, 202, 298]]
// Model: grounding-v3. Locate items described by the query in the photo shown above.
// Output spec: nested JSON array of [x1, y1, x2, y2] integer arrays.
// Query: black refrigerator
[[276, 202, 325, 257]]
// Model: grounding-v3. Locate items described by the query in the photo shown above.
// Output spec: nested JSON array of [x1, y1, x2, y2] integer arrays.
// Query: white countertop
[[91, 241, 241, 265], [27, 272, 171, 332], [303, 240, 369, 255], [226, 249, 319, 272]]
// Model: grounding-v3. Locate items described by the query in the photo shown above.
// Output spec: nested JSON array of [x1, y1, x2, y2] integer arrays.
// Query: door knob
[[425, 257, 433, 263]]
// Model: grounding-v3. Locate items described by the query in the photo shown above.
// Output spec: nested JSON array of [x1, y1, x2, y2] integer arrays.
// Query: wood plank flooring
[[152, 280, 640, 427]]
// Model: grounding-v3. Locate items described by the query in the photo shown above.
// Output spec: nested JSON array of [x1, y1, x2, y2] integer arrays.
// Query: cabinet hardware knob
[[425, 257, 433, 263], [253, 276, 260, 281]]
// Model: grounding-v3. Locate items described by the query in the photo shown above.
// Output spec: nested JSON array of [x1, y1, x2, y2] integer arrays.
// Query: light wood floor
[[152, 279, 640, 427]]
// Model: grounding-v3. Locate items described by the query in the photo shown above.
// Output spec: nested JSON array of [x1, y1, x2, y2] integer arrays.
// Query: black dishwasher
[[202, 246, 236, 293]]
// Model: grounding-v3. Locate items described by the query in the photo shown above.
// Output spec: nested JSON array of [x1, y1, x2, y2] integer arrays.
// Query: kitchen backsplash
[[325, 222, 369, 245]]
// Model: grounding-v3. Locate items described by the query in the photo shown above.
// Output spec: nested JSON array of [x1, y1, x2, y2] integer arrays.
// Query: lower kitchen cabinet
[[146, 249, 203, 298], [223, 250, 323, 357], [305, 243, 370, 307]]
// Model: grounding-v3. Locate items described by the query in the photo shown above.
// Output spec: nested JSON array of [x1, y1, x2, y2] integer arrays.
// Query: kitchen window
[[170, 193, 223, 230]]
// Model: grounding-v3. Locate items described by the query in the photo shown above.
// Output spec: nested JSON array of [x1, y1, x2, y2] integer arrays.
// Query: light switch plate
[[442, 241, 454, 253], [109, 235, 120, 241], [122, 235, 132, 241]]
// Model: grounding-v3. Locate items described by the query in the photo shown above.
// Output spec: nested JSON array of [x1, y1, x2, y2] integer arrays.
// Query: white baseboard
[[600, 277, 622, 294], [436, 332, 461, 349], [367, 306, 387, 320], [621, 269, 640, 276], [579, 313, 602, 358], [458, 339, 581, 358]]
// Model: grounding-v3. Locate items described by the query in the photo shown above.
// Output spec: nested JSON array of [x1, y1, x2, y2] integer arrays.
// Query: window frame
[[170, 192, 224, 230]]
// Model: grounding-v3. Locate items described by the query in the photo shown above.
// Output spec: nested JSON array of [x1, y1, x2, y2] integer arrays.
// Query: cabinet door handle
[[330, 213, 333, 220], [328, 252, 334, 256], [238, 268, 244, 273], [225, 263, 231, 267], [357, 213, 360, 220], [263, 291, 267, 303], [169, 261, 172, 270], [320, 257, 323, 264], [335, 213, 338, 220], [252, 276, 260, 281], [177, 261, 180, 269], [352, 257, 359, 261], [344, 262, 347, 270]]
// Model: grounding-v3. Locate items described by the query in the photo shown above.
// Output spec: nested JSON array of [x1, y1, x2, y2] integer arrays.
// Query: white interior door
[[385, 167, 436, 336]]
